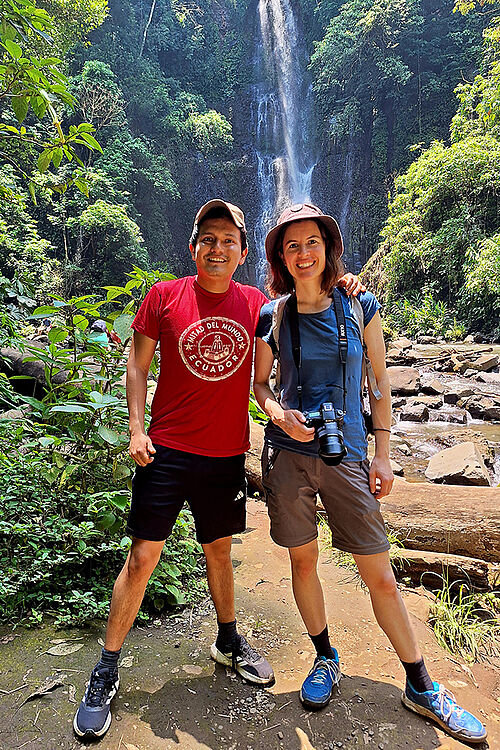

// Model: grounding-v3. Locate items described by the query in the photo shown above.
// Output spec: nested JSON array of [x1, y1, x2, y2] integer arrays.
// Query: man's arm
[[127, 331, 158, 466]]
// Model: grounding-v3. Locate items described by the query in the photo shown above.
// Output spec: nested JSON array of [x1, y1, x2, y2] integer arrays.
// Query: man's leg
[[203, 536, 235, 623], [204, 535, 274, 685], [105, 538, 165, 651], [354, 551, 487, 743], [74, 538, 164, 739], [289, 541, 341, 709]]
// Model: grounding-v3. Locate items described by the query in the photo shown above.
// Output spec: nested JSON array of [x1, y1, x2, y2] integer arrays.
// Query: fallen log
[[246, 422, 500, 563], [390, 549, 491, 590], [381, 480, 500, 563]]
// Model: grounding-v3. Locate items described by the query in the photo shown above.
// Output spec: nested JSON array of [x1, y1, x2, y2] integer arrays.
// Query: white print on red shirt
[[178, 316, 250, 381]]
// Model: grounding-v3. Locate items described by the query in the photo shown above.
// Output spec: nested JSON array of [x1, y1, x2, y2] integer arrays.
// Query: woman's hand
[[338, 272, 366, 296], [272, 408, 315, 442], [369, 455, 394, 500]]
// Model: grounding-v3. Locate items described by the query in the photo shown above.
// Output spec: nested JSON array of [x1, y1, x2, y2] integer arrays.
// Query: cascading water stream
[[252, 0, 317, 285]]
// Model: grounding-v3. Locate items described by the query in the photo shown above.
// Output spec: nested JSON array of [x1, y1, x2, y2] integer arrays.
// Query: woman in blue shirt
[[253, 203, 486, 744]]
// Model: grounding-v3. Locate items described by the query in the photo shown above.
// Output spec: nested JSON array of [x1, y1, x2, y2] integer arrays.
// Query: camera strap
[[287, 289, 347, 414], [288, 294, 304, 411]]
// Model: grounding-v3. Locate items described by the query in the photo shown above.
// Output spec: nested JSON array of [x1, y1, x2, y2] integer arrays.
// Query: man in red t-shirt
[[74, 200, 274, 740]]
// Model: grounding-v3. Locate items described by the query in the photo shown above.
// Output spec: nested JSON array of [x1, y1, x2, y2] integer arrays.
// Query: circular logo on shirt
[[179, 317, 250, 381]]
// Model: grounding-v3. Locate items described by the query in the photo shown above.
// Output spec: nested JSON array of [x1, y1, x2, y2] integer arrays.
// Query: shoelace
[[86, 669, 114, 708], [231, 635, 261, 669], [309, 659, 341, 686], [435, 685, 465, 721]]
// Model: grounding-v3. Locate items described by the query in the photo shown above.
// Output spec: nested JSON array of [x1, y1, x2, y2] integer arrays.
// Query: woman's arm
[[253, 338, 315, 442], [363, 311, 394, 499]]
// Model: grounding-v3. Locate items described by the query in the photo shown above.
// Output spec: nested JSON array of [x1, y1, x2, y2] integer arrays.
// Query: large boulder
[[428, 408, 467, 424], [390, 337, 413, 350], [399, 404, 429, 422], [421, 379, 447, 396], [387, 366, 420, 395], [381, 479, 500, 561], [470, 353, 499, 372], [425, 442, 491, 486], [443, 388, 474, 405], [464, 395, 500, 421]]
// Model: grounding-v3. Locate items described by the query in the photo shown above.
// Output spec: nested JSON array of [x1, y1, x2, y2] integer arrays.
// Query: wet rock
[[464, 395, 500, 422], [391, 337, 413, 350], [443, 388, 475, 405], [421, 379, 447, 395], [407, 395, 442, 409], [470, 353, 499, 372], [429, 408, 467, 424], [399, 404, 429, 422], [451, 355, 474, 374], [425, 442, 491, 486], [416, 335, 438, 344], [390, 459, 404, 476], [477, 372, 500, 385], [464, 335, 475, 343], [463, 368, 479, 378], [387, 366, 420, 395]]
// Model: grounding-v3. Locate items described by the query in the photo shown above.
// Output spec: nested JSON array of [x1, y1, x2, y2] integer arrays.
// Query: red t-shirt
[[132, 276, 268, 457]]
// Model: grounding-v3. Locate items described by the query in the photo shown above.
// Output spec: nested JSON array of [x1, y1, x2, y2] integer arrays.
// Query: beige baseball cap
[[193, 199, 246, 234]]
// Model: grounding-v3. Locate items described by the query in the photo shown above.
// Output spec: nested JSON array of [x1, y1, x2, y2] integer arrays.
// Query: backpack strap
[[271, 294, 290, 393], [350, 296, 382, 400]]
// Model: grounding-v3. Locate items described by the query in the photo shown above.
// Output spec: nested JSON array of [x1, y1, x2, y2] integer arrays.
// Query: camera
[[304, 402, 347, 466]]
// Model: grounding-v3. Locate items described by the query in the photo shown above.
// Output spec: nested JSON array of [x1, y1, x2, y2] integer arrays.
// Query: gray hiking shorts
[[261, 445, 390, 555]]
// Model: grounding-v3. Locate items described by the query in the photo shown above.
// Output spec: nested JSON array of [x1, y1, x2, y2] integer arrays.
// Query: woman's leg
[[289, 540, 327, 637], [352, 551, 421, 663]]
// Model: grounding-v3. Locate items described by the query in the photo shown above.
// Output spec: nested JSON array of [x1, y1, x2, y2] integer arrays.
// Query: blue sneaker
[[300, 652, 342, 710], [402, 680, 487, 743]]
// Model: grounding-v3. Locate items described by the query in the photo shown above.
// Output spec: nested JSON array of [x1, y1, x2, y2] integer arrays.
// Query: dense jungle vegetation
[[0, 0, 499, 628]]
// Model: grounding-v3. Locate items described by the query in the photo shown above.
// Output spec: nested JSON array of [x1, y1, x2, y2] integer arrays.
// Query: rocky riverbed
[[384, 339, 500, 486]]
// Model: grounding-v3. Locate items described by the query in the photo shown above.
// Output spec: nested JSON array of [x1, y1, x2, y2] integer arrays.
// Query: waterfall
[[252, 0, 317, 285]]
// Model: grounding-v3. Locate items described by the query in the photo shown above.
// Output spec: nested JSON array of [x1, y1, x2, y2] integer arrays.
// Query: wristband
[[373, 427, 391, 433]]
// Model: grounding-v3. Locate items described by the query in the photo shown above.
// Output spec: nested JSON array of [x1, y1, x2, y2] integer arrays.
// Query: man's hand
[[369, 455, 394, 500], [129, 432, 156, 466], [338, 272, 366, 297], [273, 409, 315, 442]]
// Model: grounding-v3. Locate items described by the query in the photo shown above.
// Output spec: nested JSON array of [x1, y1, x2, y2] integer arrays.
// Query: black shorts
[[126, 444, 247, 544]]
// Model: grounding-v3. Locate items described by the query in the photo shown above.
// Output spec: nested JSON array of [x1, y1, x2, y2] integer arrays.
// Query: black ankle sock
[[309, 626, 336, 660], [216, 619, 238, 650], [401, 657, 433, 693], [98, 647, 121, 670]]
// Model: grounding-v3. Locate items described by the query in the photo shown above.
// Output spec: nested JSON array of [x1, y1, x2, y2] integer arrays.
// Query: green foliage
[[0, 0, 106, 197], [429, 579, 500, 663], [386, 293, 466, 339], [375, 10, 500, 335], [66, 199, 148, 286], [0, 278, 206, 626], [0, 423, 205, 626]]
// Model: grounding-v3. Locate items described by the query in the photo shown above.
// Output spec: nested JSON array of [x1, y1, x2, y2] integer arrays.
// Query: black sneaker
[[73, 665, 120, 739], [210, 633, 274, 685]]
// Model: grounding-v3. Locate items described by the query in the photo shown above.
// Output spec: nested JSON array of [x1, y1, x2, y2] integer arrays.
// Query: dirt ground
[[0, 498, 498, 750]]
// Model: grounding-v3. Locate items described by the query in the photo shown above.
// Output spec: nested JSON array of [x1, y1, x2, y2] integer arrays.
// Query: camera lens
[[316, 422, 346, 466]]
